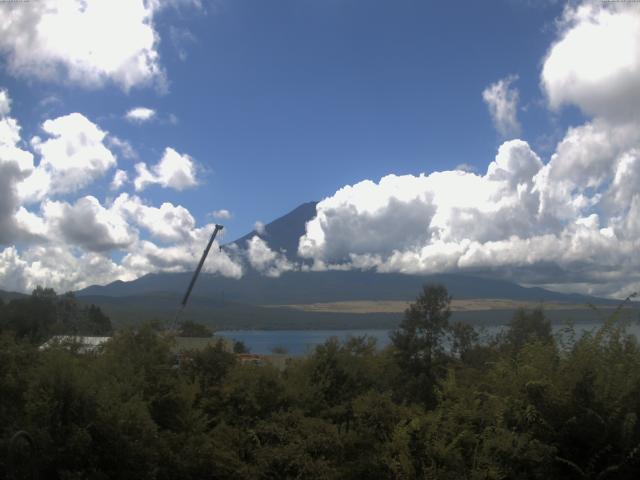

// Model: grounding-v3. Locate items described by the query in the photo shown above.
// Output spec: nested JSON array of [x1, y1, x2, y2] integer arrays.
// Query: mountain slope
[[226, 201, 317, 259], [0, 289, 27, 302], [78, 268, 618, 306]]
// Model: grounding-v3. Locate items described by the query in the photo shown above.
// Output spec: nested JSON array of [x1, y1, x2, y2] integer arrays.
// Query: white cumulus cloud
[[210, 209, 231, 220], [0, 245, 133, 294], [298, 132, 640, 298], [113, 193, 196, 243], [246, 236, 295, 278], [17, 113, 116, 203], [0, 102, 35, 244], [0, 89, 11, 116], [254, 221, 266, 234], [0, 86, 243, 293], [42, 196, 136, 253], [0, 191, 244, 292], [125, 107, 156, 123], [294, 1, 640, 299], [0, 0, 170, 90], [482, 75, 521, 137], [110, 169, 129, 191], [541, 3, 640, 122], [299, 139, 544, 264], [120, 229, 243, 281], [134, 147, 197, 191]]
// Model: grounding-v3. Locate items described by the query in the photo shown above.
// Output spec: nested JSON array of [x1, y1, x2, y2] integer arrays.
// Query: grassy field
[[265, 298, 623, 314]]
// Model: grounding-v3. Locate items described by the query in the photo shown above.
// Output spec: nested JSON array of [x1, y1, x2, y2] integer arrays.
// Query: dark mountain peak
[[227, 201, 317, 259]]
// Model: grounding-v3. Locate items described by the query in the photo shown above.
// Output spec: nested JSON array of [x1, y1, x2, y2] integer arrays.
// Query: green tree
[[55, 291, 83, 333], [0, 289, 113, 342], [233, 339, 249, 353], [185, 339, 236, 396], [391, 284, 451, 407], [31, 286, 57, 301], [305, 336, 385, 416], [249, 410, 342, 479], [449, 321, 479, 362], [178, 319, 212, 338], [3, 289, 58, 342], [502, 307, 552, 352], [85, 305, 113, 335], [220, 364, 289, 426]]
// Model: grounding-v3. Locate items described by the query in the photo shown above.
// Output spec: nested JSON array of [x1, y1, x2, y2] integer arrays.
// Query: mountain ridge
[[77, 269, 619, 305], [76, 200, 623, 306]]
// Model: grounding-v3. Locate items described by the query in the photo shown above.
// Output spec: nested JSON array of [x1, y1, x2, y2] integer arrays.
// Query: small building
[[39, 335, 111, 354], [236, 353, 264, 366], [236, 353, 292, 370]]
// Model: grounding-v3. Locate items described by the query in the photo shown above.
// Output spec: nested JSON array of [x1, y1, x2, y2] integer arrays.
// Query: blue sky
[[4, 0, 571, 233], [1, 0, 640, 298]]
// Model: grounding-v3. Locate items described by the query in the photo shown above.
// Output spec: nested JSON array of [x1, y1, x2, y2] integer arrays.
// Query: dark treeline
[[0, 287, 112, 342], [1, 285, 640, 479]]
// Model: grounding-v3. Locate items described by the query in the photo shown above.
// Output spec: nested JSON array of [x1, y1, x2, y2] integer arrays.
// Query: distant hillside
[[77, 292, 401, 330], [78, 269, 618, 306], [0, 289, 27, 302]]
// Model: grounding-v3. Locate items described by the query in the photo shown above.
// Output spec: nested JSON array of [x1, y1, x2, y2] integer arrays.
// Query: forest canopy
[[1, 285, 639, 479]]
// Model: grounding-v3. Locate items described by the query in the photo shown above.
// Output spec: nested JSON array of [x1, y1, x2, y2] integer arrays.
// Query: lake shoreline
[[216, 320, 640, 356]]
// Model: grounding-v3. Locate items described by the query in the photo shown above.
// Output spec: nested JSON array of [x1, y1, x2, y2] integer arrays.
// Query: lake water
[[217, 321, 640, 356]]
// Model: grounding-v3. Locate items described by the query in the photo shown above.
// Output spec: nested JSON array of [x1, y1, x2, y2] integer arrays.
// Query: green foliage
[[450, 321, 479, 361], [178, 319, 212, 337], [221, 364, 290, 426], [86, 304, 112, 335], [249, 410, 343, 479], [233, 339, 249, 353], [2, 286, 640, 478], [391, 284, 452, 407], [184, 339, 236, 392], [501, 307, 553, 352]]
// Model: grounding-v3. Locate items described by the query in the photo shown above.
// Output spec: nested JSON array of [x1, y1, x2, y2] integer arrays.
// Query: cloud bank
[[297, 2, 640, 298], [0, 88, 241, 293]]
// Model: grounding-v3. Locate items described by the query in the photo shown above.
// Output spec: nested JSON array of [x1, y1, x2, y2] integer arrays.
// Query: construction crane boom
[[180, 224, 224, 308]]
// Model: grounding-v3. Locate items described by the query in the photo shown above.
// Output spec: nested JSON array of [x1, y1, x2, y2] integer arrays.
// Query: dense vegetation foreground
[[1, 286, 640, 479]]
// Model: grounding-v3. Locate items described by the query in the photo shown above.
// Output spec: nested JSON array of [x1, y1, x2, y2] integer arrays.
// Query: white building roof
[[39, 335, 112, 353]]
